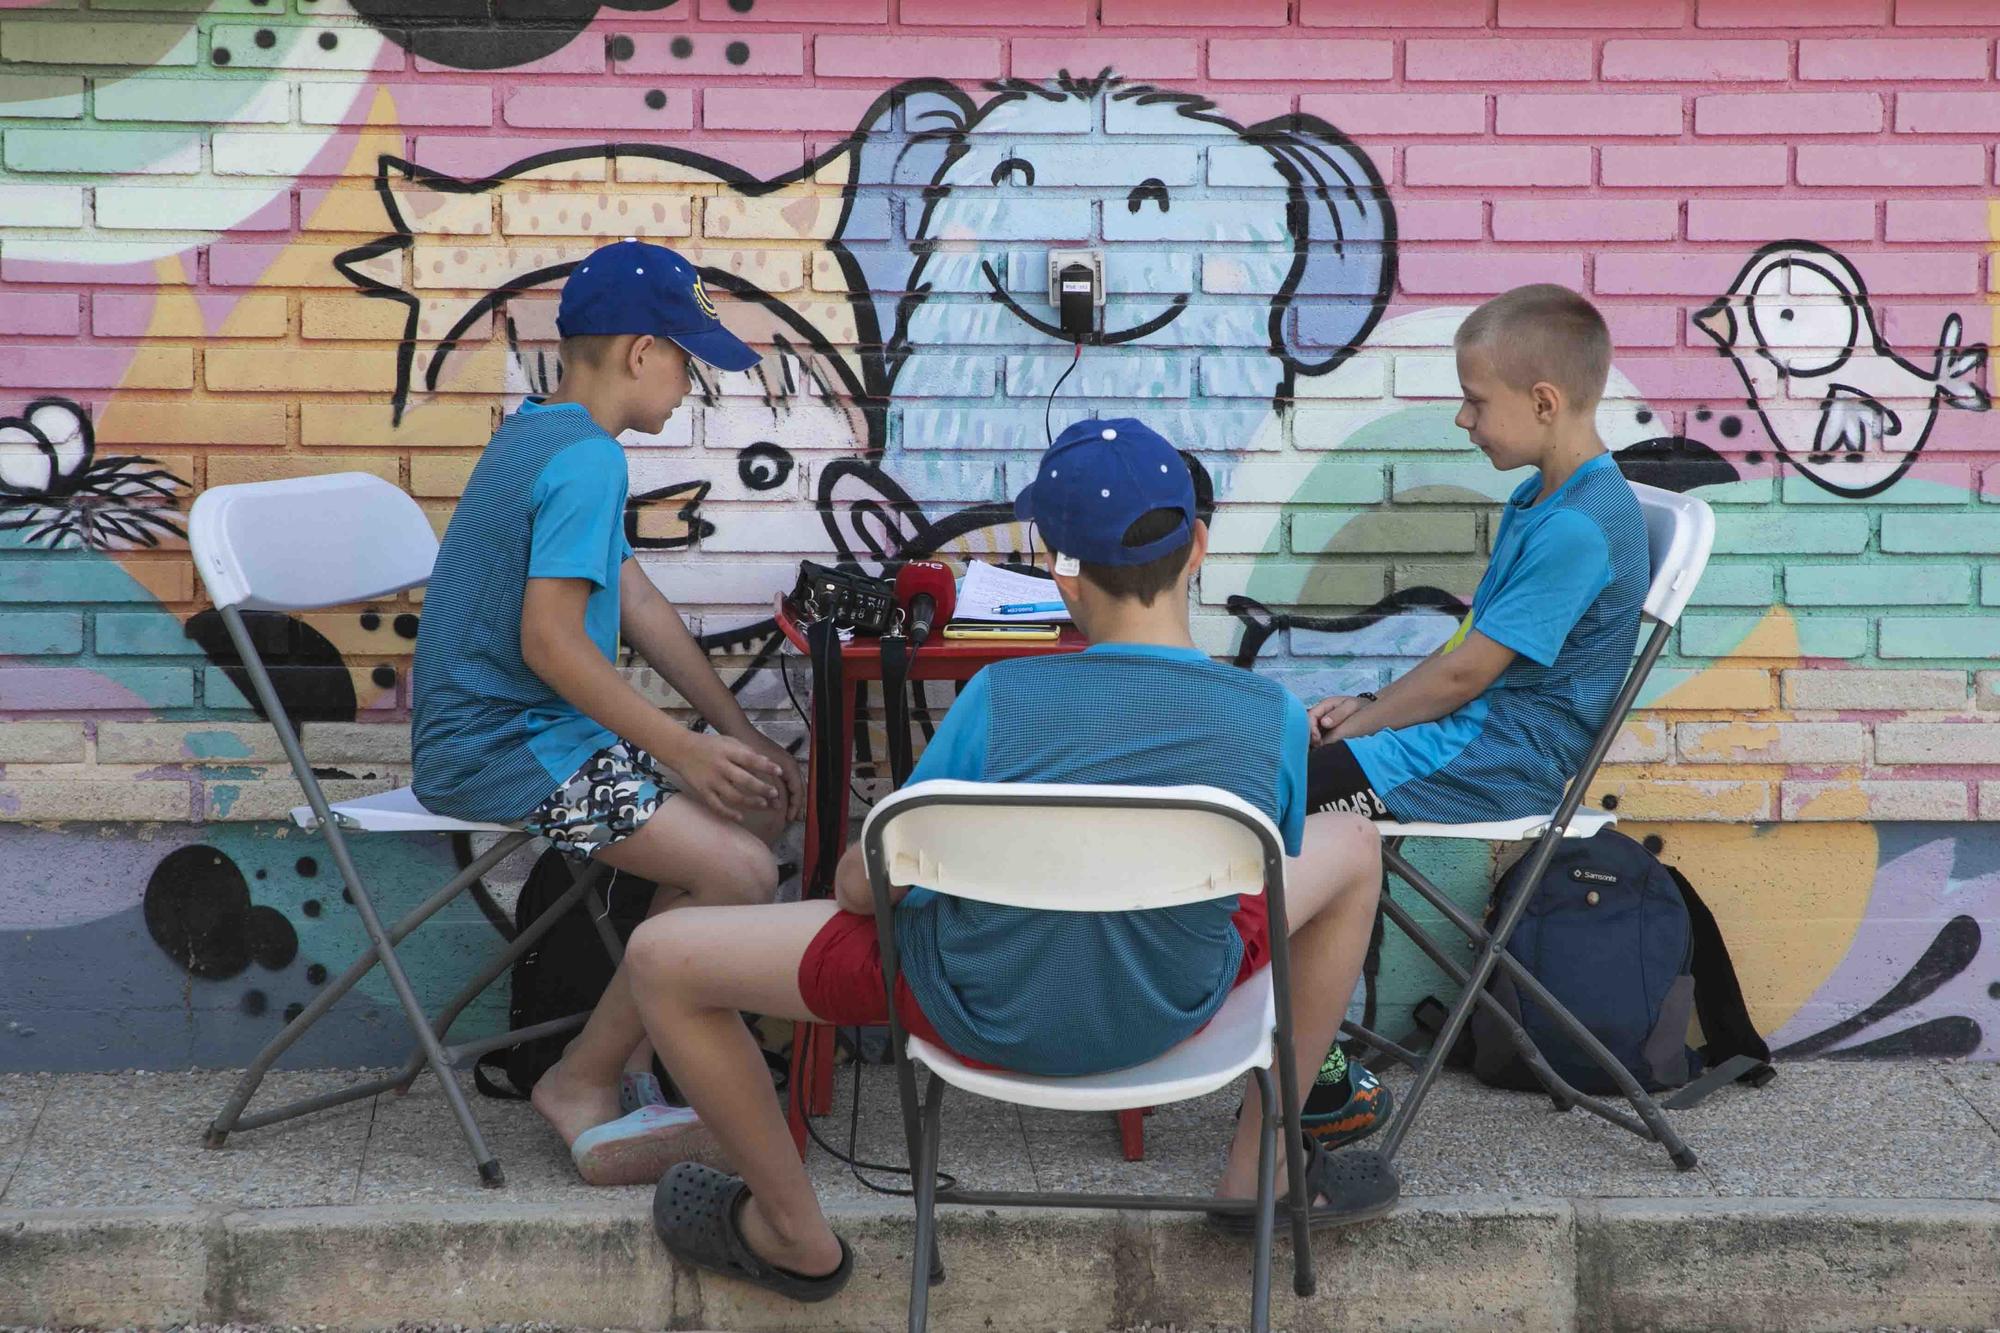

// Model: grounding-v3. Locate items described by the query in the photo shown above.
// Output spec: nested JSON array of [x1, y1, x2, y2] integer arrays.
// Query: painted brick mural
[[2, 0, 1998, 1070]]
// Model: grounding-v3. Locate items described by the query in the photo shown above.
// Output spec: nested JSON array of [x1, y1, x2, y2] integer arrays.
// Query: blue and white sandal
[[572, 1102, 726, 1187]]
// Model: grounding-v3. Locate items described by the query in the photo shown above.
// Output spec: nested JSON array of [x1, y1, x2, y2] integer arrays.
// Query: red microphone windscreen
[[894, 560, 956, 622]]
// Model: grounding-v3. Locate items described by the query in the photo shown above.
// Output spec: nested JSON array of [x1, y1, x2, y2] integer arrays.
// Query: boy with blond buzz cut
[[1305, 282, 1647, 824], [412, 240, 803, 1186]]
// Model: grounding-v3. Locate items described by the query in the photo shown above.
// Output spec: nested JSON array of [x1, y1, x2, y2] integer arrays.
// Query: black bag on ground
[[473, 851, 658, 1101], [1451, 829, 1774, 1100]]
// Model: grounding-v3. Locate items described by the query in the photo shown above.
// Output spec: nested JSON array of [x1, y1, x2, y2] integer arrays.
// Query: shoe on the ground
[[1302, 1060, 1393, 1152]]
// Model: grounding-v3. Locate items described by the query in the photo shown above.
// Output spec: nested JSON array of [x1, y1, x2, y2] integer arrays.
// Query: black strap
[[1664, 863, 1775, 1083], [473, 1053, 526, 1101], [1662, 1053, 1770, 1110], [806, 616, 847, 898], [879, 631, 916, 788]]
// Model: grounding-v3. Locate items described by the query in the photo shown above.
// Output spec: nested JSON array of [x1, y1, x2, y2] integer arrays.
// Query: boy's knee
[[711, 834, 780, 907], [625, 913, 686, 995]]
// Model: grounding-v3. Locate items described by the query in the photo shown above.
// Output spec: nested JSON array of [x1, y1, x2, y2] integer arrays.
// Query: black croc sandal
[[1208, 1139, 1401, 1233], [653, 1162, 853, 1304]]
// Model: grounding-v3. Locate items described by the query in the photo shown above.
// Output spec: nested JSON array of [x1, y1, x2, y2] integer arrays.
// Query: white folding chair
[[1343, 483, 1716, 1171], [861, 780, 1318, 1333], [190, 473, 616, 1187]]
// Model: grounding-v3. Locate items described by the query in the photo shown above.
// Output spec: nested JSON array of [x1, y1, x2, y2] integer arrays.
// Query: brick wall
[[2, 0, 1996, 1068]]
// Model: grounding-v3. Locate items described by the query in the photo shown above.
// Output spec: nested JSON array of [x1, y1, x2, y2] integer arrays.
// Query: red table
[[775, 601, 1149, 1160]]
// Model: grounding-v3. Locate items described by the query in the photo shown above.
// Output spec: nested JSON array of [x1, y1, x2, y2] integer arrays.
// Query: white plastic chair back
[[1629, 482, 1714, 627], [189, 472, 439, 612], [862, 780, 1274, 912]]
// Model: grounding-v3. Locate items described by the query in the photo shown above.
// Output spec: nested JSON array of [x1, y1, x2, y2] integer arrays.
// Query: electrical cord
[[1044, 342, 1082, 445]]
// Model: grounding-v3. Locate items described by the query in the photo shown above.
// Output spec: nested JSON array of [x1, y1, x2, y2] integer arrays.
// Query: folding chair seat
[[862, 780, 1324, 1333], [190, 472, 616, 1187], [1344, 483, 1717, 1172]]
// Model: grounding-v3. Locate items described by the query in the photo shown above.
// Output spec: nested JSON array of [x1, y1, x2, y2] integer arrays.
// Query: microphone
[[894, 560, 956, 647]]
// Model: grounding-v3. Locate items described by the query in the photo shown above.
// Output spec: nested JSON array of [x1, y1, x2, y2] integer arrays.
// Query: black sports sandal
[[653, 1161, 854, 1304]]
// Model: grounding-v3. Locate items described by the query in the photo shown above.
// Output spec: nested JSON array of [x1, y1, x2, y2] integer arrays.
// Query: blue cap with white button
[[1013, 417, 1195, 566], [556, 239, 759, 372]]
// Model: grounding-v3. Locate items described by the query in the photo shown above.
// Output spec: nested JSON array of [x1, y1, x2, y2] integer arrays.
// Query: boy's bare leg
[[626, 898, 848, 1278], [618, 802, 788, 1081], [1216, 811, 1381, 1201], [530, 796, 782, 1147]]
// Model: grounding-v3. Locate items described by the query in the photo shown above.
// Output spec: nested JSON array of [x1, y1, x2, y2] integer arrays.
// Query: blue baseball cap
[[1013, 418, 1195, 566], [556, 239, 759, 372]]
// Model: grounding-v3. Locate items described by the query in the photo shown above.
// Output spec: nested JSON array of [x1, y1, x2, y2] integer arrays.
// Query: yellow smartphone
[[941, 621, 1062, 642]]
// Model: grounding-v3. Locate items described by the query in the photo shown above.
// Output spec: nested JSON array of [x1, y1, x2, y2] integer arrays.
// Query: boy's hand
[[744, 731, 805, 822], [674, 732, 787, 822], [1308, 695, 1368, 745]]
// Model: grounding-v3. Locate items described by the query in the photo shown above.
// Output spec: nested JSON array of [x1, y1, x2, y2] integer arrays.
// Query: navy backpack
[[1444, 829, 1775, 1102]]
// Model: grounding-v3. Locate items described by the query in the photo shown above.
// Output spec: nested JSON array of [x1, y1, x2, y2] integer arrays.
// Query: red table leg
[[1118, 1108, 1147, 1161]]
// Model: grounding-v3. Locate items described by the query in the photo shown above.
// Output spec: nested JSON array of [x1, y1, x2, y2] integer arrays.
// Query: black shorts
[[1307, 740, 1396, 820]]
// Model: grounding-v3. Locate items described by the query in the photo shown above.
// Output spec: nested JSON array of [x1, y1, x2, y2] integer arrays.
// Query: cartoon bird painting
[[1695, 240, 1989, 499]]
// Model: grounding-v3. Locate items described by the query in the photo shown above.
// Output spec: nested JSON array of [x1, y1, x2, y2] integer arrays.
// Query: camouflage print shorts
[[522, 740, 680, 861]]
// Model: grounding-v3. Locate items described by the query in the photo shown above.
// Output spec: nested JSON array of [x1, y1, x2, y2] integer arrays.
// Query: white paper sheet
[[954, 561, 1072, 623]]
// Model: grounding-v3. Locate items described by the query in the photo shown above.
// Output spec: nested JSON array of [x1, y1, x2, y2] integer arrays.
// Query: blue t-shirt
[[892, 643, 1309, 1077], [411, 400, 634, 823], [1346, 452, 1646, 822]]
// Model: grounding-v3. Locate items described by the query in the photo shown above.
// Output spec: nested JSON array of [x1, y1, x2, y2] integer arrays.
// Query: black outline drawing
[[0, 397, 186, 551], [1695, 239, 1990, 500]]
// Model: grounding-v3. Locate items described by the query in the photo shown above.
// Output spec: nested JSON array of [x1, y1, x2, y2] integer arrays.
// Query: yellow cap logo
[[690, 272, 719, 320]]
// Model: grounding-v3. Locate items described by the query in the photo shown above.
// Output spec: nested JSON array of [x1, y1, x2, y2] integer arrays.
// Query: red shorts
[[795, 893, 1273, 1056]]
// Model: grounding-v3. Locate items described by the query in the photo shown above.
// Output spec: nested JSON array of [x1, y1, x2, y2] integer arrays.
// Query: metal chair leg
[[205, 832, 532, 1147], [1249, 1065, 1277, 1333], [909, 1072, 946, 1333]]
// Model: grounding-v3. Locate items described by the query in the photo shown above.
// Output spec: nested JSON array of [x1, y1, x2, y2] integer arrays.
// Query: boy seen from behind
[[618, 419, 1398, 1304], [411, 241, 803, 1186]]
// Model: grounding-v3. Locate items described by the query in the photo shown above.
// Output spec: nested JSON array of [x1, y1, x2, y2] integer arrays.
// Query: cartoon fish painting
[[1695, 240, 1990, 499]]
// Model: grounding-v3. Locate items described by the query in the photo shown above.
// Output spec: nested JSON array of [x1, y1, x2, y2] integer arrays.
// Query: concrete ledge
[[4, 1196, 1998, 1331]]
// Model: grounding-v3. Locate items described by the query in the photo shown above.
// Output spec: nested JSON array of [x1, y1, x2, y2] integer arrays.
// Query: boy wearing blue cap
[[618, 419, 1397, 1303], [411, 240, 803, 1185]]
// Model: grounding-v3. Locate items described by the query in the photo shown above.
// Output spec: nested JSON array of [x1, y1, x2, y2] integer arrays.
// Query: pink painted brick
[[0, 347, 188, 390], [1103, 0, 1288, 24], [1301, 0, 1487, 23], [0, 292, 80, 336], [1898, 92, 2000, 134], [92, 293, 261, 338], [1596, 252, 1762, 296], [415, 39, 603, 76], [1392, 199, 1487, 241], [1895, 0, 1995, 20], [1884, 302, 1991, 346], [1886, 199, 1995, 242], [815, 35, 1001, 78], [1399, 251, 1585, 296], [302, 82, 492, 127], [503, 86, 694, 131], [1700, 0, 1886, 23], [1500, 0, 1683, 23], [1838, 252, 1981, 294], [1407, 39, 1595, 82], [1211, 40, 1395, 81], [1602, 39, 1790, 82], [1601, 144, 1788, 187], [697, 0, 886, 18], [407, 135, 607, 181], [1404, 145, 1593, 187], [1603, 306, 1685, 348], [1497, 93, 1682, 137], [1299, 93, 1485, 135], [1619, 356, 1765, 400], [1688, 197, 1877, 241], [1695, 92, 1884, 135], [1798, 143, 1985, 186], [1012, 38, 1198, 79], [1493, 199, 1680, 242], [618, 33, 805, 76], [1800, 37, 1992, 79], [902, 0, 1086, 20], [704, 87, 887, 131]]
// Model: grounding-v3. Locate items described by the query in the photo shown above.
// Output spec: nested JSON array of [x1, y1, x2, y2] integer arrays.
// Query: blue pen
[[995, 601, 1066, 615]]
